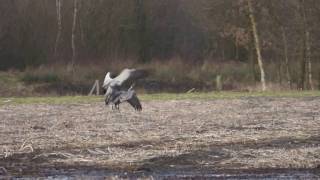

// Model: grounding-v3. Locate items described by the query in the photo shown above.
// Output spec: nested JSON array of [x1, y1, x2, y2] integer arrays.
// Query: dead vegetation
[[0, 97, 320, 177], [2, 60, 315, 97]]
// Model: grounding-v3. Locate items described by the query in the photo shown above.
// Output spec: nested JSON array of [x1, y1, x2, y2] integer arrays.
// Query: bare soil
[[1, 97, 320, 178]]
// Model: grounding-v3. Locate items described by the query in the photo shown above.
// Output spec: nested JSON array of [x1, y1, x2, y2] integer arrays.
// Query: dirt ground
[[1, 97, 320, 178]]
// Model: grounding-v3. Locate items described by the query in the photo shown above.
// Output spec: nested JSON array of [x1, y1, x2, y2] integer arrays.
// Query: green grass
[[0, 91, 319, 106], [141, 91, 320, 100], [0, 96, 101, 106]]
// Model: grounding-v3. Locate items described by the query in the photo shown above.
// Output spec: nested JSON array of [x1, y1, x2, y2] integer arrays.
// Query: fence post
[[88, 80, 100, 96], [216, 75, 222, 91], [96, 80, 100, 95]]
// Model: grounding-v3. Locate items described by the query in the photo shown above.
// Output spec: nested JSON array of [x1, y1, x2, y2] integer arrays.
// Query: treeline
[[0, 0, 319, 90]]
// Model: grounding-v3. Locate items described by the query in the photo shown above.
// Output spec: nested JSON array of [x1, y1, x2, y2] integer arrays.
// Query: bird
[[107, 84, 142, 111], [103, 68, 146, 111]]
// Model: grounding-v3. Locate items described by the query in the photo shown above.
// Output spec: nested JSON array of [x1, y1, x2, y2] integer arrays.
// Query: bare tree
[[246, 0, 266, 91], [305, 31, 313, 90], [281, 27, 292, 89], [267, 1, 292, 89], [70, 0, 78, 70], [302, 0, 313, 90], [297, 0, 313, 90], [54, 0, 63, 57], [135, 0, 149, 63]]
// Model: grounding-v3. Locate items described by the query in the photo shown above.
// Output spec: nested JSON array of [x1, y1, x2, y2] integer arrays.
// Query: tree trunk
[[70, 0, 78, 70], [281, 27, 291, 89], [278, 60, 282, 85], [305, 31, 313, 90], [221, 38, 225, 61], [247, 0, 266, 91], [136, 0, 149, 63], [54, 0, 62, 57], [300, 0, 313, 90], [299, 48, 306, 90], [248, 40, 256, 82], [235, 37, 239, 60]]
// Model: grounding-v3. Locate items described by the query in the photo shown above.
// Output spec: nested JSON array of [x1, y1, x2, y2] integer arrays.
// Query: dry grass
[[3, 59, 317, 96], [1, 96, 320, 177]]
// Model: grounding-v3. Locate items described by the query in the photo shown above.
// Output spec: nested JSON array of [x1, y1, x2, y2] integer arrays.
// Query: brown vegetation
[[1, 97, 320, 177], [0, 0, 320, 92], [2, 59, 317, 96]]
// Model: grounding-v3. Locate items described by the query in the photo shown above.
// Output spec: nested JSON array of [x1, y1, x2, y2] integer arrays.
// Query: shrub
[[21, 72, 60, 84]]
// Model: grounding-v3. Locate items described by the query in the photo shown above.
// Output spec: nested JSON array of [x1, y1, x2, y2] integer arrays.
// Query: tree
[[300, 0, 313, 90], [267, 1, 292, 88], [135, 0, 150, 63], [54, 0, 63, 57], [296, 0, 314, 90], [246, 0, 266, 91], [69, 0, 78, 71]]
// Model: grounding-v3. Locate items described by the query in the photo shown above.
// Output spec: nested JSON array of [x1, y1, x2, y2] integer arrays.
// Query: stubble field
[[1, 94, 320, 178]]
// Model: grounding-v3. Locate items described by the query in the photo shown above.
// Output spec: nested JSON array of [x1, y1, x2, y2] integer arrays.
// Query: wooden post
[[96, 80, 100, 95], [216, 75, 222, 91], [186, 88, 195, 93], [88, 80, 100, 96]]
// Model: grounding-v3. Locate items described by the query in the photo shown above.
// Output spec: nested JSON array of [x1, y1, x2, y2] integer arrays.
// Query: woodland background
[[0, 0, 319, 96]]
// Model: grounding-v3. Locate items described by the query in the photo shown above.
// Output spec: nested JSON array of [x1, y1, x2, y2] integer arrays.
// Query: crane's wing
[[113, 68, 147, 87], [102, 72, 113, 89], [103, 68, 148, 94], [127, 94, 142, 111], [119, 90, 142, 111]]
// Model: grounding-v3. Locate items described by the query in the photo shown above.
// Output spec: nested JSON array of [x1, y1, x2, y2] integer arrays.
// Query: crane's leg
[[105, 95, 111, 106]]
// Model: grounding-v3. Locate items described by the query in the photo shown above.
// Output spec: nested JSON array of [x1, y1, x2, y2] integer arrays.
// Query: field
[[1, 92, 320, 178]]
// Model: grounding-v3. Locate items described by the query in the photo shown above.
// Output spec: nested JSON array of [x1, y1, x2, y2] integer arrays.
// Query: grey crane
[[103, 68, 145, 111], [106, 84, 142, 111]]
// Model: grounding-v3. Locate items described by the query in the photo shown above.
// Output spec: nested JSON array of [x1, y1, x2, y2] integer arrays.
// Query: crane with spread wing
[[102, 68, 147, 111]]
